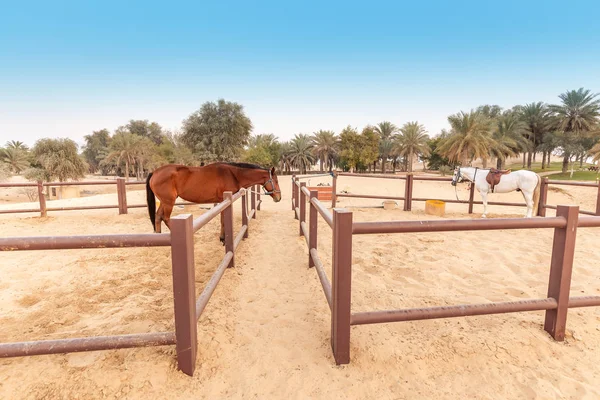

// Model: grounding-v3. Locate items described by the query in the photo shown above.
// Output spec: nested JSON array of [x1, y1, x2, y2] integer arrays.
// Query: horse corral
[[1, 174, 600, 399]]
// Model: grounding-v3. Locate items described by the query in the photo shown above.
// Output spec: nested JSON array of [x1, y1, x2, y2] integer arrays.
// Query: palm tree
[[311, 130, 338, 172], [1, 147, 30, 173], [374, 122, 398, 172], [549, 88, 600, 172], [394, 122, 429, 172], [5, 140, 29, 151], [278, 141, 293, 173], [288, 134, 315, 174], [438, 111, 494, 166], [490, 112, 529, 169], [520, 102, 552, 169], [105, 131, 140, 180], [589, 140, 600, 163]]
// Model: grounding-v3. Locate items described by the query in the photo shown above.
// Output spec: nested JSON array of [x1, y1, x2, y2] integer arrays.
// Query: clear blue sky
[[1, 0, 599, 147]]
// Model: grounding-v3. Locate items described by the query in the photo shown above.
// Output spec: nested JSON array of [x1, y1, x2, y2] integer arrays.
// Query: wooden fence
[[292, 172, 600, 217], [292, 178, 600, 364], [0, 186, 263, 376], [0, 178, 202, 216]]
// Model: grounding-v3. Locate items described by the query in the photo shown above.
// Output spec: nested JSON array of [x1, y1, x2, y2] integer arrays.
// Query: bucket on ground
[[383, 200, 397, 210], [425, 200, 445, 217]]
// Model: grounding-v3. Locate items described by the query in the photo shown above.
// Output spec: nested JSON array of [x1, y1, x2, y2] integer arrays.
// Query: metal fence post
[[331, 173, 337, 208], [544, 205, 578, 341], [117, 177, 128, 215], [223, 192, 234, 267], [299, 182, 307, 236], [404, 174, 413, 211], [37, 181, 47, 218], [332, 208, 352, 365], [257, 184, 261, 211], [596, 180, 600, 216], [242, 191, 249, 239], [309, 190, 318, 268], [291, 174, 296, 211], [170, 214, 197, 376], [538, 177, 548, 217], [251, 186, 256, 219], [468, 181, 476, 214]]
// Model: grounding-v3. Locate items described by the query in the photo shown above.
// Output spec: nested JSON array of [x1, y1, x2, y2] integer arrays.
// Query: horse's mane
[[220, 162, 268, 171]]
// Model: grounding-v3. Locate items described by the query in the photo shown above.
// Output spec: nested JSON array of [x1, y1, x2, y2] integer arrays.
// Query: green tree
[[104, 131, 140, 180], [82, 129, 111, 174], [491, 111, 529, 169], [311, 130, 338, 172], [278, 141, 293, 173], [520, 102, 552, 169], [422, 133, 453, 171], [287, 134, 315, 174], [245, 134, 281, 167], [181, 99, 253, 162], [549, 88, 600, 172], [339, 126, 361, 172], [360, 126, 381, 172], [125, 120, 165, 145], [1, 147, 30, 173], [395, 122, 429, 172], [374, 121, 398, 172], [438, 110, 494, 166], [29, 138, 87, 182]]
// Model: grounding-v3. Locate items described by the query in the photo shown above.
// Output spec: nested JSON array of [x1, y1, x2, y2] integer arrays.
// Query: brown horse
[[146, 162, 281, 235]]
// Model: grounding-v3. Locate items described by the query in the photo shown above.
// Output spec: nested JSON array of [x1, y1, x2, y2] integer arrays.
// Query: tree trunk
[[527, 152, 533, 169], [319, 159, 323, 172], [541, 152, 547, 170], [461, 151, 469, 167], [482, 158, 488, 168], [496, 158, 502, 169], [562, 154, 569, 173], [381, 157, 386, 173], [522, 152, 526, 168], [125, 160, 129, 181], [373, 160, 377, 172], [392, 159, 397, 173], [408, 154, 413, 172], [580, 153, 584, 168], [533, 152, 536, 162]]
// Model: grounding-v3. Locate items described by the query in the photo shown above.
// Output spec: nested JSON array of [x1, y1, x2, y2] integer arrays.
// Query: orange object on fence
[[307, 186, 332, 201]]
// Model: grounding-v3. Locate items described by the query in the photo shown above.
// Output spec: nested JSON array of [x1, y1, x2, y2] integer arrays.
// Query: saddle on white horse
[[486, 168, 511, 192]]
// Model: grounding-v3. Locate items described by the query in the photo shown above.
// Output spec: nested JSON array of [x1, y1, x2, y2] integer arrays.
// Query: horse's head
[[451, 167, 463, 186], [263, 167, 281, 202]]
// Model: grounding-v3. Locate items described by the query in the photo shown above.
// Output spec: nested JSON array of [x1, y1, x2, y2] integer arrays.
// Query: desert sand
[[1, 174, 599, 399]]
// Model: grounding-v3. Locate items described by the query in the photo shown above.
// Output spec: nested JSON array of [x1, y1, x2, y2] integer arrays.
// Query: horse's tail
[[532, 173, 541, 216], [146, 172, 156, 231]]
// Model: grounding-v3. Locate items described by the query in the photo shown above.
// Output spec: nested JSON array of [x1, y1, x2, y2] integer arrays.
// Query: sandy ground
[[1, 175, 599, 399]]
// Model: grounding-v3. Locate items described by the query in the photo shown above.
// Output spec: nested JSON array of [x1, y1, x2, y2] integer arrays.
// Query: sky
[[1, 0, 600, 148]]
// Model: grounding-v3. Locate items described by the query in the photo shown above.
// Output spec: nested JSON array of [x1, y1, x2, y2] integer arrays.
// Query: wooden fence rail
[[292, 178, 600, 365], [291, 172, 600, 217], [0, 185, 263, 377]]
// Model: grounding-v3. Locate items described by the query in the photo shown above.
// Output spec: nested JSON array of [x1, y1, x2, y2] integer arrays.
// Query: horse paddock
[[1, 175, 600, 399]]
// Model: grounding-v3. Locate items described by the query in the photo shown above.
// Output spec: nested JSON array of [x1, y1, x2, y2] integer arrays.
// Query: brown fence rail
[[0, 185, 264, 377], [291, 172, 600, 217], [292, 177, 600, 365], [0, 178, 199, 217]]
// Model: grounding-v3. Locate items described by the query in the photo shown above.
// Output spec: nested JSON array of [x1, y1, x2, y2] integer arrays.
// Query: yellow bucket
[[425, 200, 445, 217]]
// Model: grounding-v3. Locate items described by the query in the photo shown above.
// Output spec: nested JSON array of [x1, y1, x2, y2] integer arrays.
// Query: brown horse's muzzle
[[272, 193, 282, 202]]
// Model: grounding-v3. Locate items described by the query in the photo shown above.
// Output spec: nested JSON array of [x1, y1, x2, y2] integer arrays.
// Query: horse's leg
[[220, 211, 225, 245], [523, 190, 533, 218], [161, 203, 174, 231], [480, 190, 488, 218], [155, 204, 163, 233]]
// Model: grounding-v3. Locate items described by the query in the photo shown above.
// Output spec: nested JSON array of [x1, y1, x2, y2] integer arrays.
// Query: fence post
[[596, 180, 600, 216], [37, 181, 47, 217], [538, 177, 548, 217], [404, 174, 413, 211], [117, 177, 128, 215], [309, 190, 318, 268], [299, 182, 306, 236], [544, 205, 578, 341], [242, 190, 249, 239], [251, 186, 256, 219], [170, 214, 197, 376], [223, 192, 234, 268], [257, 184, 261, 211], [291, 174, 296, 211], [332, 208, 352, 364], [468, 181, 476, 214], [331, 173, 337, 208]]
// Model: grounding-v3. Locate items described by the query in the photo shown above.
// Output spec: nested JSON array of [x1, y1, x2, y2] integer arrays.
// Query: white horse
[[451, 167, 541, 218]]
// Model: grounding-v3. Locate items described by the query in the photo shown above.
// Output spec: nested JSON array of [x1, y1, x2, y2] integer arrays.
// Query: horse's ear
[[270, 166, 275, 175]]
